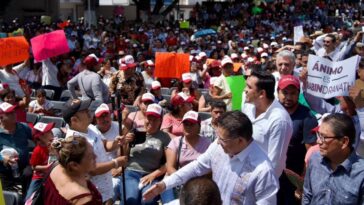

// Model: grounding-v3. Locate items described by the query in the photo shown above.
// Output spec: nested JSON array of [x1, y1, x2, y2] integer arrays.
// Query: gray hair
[[277, 50, 296, 65]]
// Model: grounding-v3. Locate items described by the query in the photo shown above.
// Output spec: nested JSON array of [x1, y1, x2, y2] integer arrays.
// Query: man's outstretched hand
[[142, 182, 166, 202]]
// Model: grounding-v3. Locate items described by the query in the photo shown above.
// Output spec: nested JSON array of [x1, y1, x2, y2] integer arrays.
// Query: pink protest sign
[[31, 30, 70, 61]]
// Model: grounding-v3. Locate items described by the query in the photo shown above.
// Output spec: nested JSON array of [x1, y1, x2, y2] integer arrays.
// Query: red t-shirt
[[30, 145, 49, 180]]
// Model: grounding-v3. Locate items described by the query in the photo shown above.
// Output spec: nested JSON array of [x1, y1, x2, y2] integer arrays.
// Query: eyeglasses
[[317, 132, 341, 143], [217, 136, 236, 144], [323, 40, 332, 43]]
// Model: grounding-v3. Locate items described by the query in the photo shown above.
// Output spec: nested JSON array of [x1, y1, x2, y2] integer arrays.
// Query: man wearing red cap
[[0, 102, 33, 195], [68, 53, 110, 103], [277, 75, 318, 205], [109, 55, 145, 105]]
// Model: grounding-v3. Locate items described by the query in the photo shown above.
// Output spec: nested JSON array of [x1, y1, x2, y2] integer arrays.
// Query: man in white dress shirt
[[242, 69, 293, 178], [143, 111, 279, 205]]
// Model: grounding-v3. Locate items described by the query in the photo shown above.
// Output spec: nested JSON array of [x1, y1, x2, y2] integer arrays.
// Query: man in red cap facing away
[[67, 53, 110, 103]]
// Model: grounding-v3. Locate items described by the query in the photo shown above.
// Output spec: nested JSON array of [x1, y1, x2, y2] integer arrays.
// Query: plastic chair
[[26, 113, 39, 125], [38, 116, 66, 128]]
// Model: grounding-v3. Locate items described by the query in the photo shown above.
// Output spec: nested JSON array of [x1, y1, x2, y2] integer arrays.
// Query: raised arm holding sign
[[0, 36, 29, 66], [306, 54, 360, 99], [30, 30, 70, 62]]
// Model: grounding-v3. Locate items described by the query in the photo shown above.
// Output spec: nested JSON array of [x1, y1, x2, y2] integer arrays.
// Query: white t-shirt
[[141, 71, 154, 91], [29, 100, 54, 111], [66, 125, 114, 202], [92, 121, 119, 159], [42, 59, 60, 87], [213, 74, 232, 110], [0, 70, 24, 97]]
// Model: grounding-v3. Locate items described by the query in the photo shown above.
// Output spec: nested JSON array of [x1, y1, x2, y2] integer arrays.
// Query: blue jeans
[[160, 188, 175, 204], [25, 178, 42, 200], [117, 170, 160, 205]]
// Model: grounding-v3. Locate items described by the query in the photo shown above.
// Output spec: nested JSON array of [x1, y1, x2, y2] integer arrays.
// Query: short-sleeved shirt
[[66, 125, 113, 202], [0, 123, 32, 174], [167, 136, 211, 168], [96, 121, 119, 159], [127, 130, 171, 174], [214, 74, 231, 110], [200, 118, 217, 143], [161, 113, 183, 136], [29, 145, 49, 179], [29, 100, 54, 111]]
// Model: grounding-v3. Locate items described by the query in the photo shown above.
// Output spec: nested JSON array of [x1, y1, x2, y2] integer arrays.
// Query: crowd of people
[[1, 0, 364, 204]]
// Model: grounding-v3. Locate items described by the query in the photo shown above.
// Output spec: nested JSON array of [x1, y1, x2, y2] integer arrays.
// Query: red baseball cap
[[171, 92, 194, 106], [83, 54, 103, 67], [32, 122, 55, 139], [0, 102, 17, 114], [278, 75, 300, 90]]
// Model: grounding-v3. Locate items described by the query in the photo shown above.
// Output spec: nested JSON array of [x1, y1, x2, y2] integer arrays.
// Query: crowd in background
[[1, 0, 364, 205]]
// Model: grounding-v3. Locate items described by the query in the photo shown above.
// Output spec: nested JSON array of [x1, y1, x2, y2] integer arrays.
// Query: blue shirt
[[303, 151, 364, 205], [0, 123, 32, 174]]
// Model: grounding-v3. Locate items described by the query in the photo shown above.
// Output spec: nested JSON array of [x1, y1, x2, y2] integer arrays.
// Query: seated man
[[0, 102, 32, 196]]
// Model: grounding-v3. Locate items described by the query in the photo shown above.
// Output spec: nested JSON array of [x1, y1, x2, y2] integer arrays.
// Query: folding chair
[[38, 116, 66, 128]]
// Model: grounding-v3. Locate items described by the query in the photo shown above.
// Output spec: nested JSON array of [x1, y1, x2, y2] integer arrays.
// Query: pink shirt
[[167, 136, 211, 168], [161, 113, 183, 136], [127, 111, 146, 132], [304, 144, 320, 167]]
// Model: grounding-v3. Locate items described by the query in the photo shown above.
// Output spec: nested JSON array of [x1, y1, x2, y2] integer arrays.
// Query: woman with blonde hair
[[43, 136, 102, 205]]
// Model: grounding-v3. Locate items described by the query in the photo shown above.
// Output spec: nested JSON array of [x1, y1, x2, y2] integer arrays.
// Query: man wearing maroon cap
[[276, 75, 318, 205], [0, 102, 33, 195], [68, 53, 110, 103]]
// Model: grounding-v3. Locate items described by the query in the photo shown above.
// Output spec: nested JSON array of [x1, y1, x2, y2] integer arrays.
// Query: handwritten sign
[[307, 54, 360, 99], [0, 36, 29, 66], [155, 52, 190, 79], [31, 30, 70, 61]]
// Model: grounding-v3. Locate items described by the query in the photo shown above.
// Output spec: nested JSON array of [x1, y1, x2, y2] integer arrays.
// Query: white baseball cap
[[230, 53, 239, 59], [146, 103, 163, 118], [221, 57, 233, 67], [151, 81, 161, 90], [141, 93, 155, 103], [182, 73, 192, 83], [182, 111, 200, 124], [95, 103, 111, 118]]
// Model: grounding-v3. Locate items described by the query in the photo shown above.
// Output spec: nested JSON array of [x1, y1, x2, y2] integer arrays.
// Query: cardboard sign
[[155, 52, 190, 79], [226, 75, 246, 111], [307, 54, 360, 99], [0, 36, 29, 66], [31, 30, 70, 61], [294, 26, 304, 45]]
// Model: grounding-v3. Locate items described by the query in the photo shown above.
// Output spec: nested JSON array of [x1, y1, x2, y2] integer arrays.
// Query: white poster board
[[306, 54, 360, 99], [294, 26, 304, 45]]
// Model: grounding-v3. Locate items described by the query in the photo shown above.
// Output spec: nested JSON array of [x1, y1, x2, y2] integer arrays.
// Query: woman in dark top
[[43, 136, 102, 205]]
